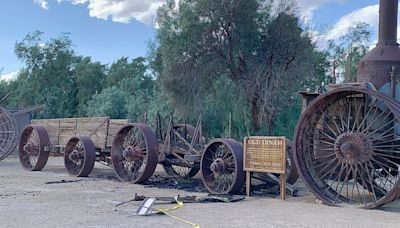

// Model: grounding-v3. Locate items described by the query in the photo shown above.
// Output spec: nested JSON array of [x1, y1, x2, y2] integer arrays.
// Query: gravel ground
[[1, 157, 400, 228]]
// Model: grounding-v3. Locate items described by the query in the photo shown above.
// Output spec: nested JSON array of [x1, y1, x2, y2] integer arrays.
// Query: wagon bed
[[31, 117, 129, 150]]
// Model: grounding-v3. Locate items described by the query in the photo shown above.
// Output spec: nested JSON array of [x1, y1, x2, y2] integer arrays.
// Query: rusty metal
[[19, 125, 49, 171], [295, 0, 400, 209], [111, 123, 158, 183], [162, 123, 202, 178], [357, 0, 400, 89], [378, 0, 398, 45], [0, 93, 11, 105], [64, 136, 96, 177], [294, 86, 400, 208], [0, 106, 18, 161], [200, 139, 245, 194]]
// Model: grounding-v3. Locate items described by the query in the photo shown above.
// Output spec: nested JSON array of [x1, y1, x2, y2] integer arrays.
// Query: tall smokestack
[[378, 0, 398, 45], [357, 0, 400, 89]]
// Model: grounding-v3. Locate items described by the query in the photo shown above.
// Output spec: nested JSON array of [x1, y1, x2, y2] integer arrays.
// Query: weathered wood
[[31, 117, 130, 149]]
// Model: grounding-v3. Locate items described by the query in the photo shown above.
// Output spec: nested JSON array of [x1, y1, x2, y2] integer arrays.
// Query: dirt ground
[[1, 157, 400, 228]]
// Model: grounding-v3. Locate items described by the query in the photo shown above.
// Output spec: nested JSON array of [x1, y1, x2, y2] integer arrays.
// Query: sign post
[[243, 136, 286, 200]]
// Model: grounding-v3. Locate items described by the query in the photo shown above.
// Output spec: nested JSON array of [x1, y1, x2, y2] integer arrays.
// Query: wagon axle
[[209, 158, 229, 174], [68, 150, 81, 162], [122, 146, 143, 161], [23, 143, 38, 155]]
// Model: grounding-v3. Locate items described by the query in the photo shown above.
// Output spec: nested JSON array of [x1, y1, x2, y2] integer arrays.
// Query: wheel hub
[[69, 149, 81, 162], [210, 158, 226, 174], [334, 132, 373, 164], [123, 146, 142, 161], [23, 143, 35, 154]]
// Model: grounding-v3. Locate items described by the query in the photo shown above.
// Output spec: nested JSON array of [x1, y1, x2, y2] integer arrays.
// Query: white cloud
[[325, 4, 379, 41], [35, 0, 346, 25], [35, 0, 166, 24], [0, 71, 19, 82], [324, 4, 400, 45], [296, 0, 347, 23], [34, 0, 49, 9]]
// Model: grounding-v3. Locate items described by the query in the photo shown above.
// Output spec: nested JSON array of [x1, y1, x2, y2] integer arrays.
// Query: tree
[[106, 57, 148, 87], [73, 56, 107, 116], [328, 22, 371, 83], [86, 86, 128, 119], [153, 0, 323, 134], [85, 56, 156, 121], [12, 31, 76, 118]]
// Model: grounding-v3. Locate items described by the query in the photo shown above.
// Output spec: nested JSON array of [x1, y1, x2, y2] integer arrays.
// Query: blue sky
[[0, 0, 389, 80]]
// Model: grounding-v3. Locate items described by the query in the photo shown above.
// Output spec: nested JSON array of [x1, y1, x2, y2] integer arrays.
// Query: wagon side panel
[[106, 119, 130, 147]]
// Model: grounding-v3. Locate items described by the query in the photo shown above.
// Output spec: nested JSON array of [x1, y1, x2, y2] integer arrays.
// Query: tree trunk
[[250, 92, 262, 132]]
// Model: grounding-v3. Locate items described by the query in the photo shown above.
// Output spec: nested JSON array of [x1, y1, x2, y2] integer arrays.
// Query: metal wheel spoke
[[357, 98, 379, 132]]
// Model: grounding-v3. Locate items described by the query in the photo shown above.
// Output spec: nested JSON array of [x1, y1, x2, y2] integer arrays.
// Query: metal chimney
[[378, 0, 398, 45], [357, 0, 400, 89]]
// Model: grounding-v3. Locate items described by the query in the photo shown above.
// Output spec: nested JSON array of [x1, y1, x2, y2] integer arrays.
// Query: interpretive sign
[[243, 136, 287, 199], [243, 136, 286, 174]]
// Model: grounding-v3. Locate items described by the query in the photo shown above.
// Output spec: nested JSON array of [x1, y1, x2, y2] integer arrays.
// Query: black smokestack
[[378, 0, 398, 45]]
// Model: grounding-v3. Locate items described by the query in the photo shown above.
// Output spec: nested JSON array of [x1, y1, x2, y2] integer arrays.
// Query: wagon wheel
[[64, 136, 95, 177], [19, 125, 49, 171], [285, 140, 299, 184], [201, 139, 245, 194], [255, 139, 299, 185], [294, 86, 400, 208], [0, 106, 18, 161], [111, 123, 158, 183], [162, 124, 202, 178]]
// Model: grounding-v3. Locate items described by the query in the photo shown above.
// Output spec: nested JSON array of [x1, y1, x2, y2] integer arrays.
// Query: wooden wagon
[[20, 115, 298, 195], [19, 117, 130, 176]]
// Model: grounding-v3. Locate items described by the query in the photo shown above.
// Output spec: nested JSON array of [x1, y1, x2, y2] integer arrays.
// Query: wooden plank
[[246, 171, 251, 197], [31, 117, 130, 149], [280, 174, 286, 200], [106, 119, 130, 147]]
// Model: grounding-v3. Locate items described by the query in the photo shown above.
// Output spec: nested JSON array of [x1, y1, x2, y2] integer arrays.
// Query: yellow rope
[[155, 197, 200, 228]]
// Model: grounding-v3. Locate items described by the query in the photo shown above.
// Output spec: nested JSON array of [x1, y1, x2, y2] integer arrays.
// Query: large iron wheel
[[162, 124, 202, 178], [0, 106, 18, 161], [64, 136, 95, 177], [201, 139, 245, 194], [19, 125, 49, 171], [111, 123, 158, 184], [295, 86, 400, 208]]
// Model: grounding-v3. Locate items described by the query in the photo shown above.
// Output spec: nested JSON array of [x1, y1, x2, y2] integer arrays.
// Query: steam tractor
[[295, 0, 400, 208]]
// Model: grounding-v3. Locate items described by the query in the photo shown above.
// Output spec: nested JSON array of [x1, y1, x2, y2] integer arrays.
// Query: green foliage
[[4, 4, 337, 142], [11, 31, 76, 118], [84, 56, 156, 122], [152, 0, 326, 135], [327, 22, 371, 83], [272, 98, 302, 140], [107, 57, 147, 87], [86, 86, 128, 119], [73, 56, 107, 116]]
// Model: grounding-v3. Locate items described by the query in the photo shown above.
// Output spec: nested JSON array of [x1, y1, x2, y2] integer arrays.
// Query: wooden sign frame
[[243, 136, 287, 200]]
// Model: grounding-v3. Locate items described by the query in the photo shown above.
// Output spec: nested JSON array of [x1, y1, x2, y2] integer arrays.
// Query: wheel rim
[[201, 139, 245, 194], [64, 136, 95, 177], [112, 124, 158, 183], [295, 87, 400, 208], [285, 140, 299, 184], [19, 125, 49, 171], [162, 124, 201, 178], [0, 106, 18, 161]]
